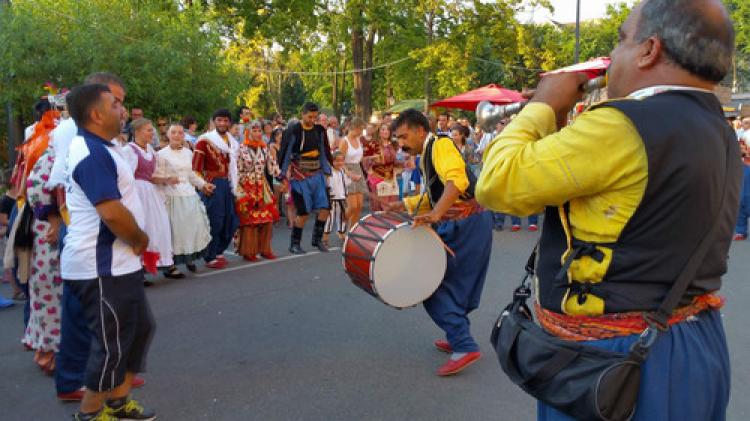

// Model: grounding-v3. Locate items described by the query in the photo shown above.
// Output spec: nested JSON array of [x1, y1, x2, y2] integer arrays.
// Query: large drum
[[342, 212, 447, 309]]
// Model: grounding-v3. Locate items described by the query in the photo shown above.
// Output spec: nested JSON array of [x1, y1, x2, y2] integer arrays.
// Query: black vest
[[536, 90, 742, 314], [422, 136, 477, 207]]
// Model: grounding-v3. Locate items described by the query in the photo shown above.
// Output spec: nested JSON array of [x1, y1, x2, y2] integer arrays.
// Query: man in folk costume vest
[[192, 109, 238, 269], [278, 102, 333, 254], [477, 1, 738, 419], [387, 110, 493, 376]]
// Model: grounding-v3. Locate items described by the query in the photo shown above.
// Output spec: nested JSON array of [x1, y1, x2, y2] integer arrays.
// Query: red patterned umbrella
[[431, 84, 524, 111], [541, 57, 611, 79]]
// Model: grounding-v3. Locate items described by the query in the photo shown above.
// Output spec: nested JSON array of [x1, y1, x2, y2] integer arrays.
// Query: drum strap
[[342, 213, 412, 261]]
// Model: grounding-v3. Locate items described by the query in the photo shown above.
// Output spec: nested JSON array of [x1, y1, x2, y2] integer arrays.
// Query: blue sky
[[520, 0, 636, 24]]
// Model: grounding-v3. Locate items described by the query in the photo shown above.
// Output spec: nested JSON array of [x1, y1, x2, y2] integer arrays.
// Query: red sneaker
[[206, 259, 226, 269], [437, 352, 481, 376], [260, 252, 277, 260], [434, 340, 452, 353], [131, 375, 146, 388], [734, 234, 746, 241], [57, 388, 85, 402], [57, 376, 143, 401], [216, 255, 227, 262], [243, 255, 258, 262], [510, 225, 521, 232], [528, 224, 538, 232]]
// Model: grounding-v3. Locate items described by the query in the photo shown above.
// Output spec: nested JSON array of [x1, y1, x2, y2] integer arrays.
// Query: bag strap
[[647, 138, 732, 329], [515, 134, 731, 348]]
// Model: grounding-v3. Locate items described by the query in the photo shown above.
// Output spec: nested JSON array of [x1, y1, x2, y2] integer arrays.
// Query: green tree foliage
[[725, 0, 750, 91], [15, 0, 730, 146], [0, 0, 246, 126], [280, 73, 308, 116]]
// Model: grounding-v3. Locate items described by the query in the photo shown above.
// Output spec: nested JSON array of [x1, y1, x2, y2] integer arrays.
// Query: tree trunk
[[277, 73, 283, 117], [362, 27, 375, 119], [264, 50, 281, 116], [351, 14, 365, 119], [340, 58, 348, 116], [424, 10, 434, 112], [332, 54, 339, 117]]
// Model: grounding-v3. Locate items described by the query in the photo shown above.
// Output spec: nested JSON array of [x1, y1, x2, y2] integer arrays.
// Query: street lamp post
[[575, 0, 581, 63]]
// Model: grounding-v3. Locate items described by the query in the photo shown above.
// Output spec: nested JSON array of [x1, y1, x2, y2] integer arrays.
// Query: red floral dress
[[234, 142, 281, 225], [22, 149, 62, 352]]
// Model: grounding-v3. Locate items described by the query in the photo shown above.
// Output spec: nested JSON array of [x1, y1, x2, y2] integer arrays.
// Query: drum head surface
[[372, 225, 446, 308]]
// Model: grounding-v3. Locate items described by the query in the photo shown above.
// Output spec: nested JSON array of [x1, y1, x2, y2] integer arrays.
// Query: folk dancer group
[[5, 73, 290, 420]]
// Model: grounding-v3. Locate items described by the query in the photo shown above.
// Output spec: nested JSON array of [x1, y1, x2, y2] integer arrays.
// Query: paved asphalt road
[[1, 218, 749, 420]]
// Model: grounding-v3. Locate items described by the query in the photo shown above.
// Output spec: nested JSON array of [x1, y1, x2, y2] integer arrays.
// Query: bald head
[[635, 0, 734, 83]]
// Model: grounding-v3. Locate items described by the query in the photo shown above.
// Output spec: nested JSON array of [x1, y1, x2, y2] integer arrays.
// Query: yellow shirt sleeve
[[476, 102, 645, 216]]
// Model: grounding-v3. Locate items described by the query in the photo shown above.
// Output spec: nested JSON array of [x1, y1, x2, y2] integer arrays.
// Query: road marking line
[[196, 247, 341, 277]]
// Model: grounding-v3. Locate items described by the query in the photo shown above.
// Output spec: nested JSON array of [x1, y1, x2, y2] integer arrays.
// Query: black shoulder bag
[[13, 203, 35, 250], [490, 142, 731, 421]]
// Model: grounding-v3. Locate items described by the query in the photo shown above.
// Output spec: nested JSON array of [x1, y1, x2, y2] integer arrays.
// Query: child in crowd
[[0, 187, 14, 308], [324, 152, 350, 247]]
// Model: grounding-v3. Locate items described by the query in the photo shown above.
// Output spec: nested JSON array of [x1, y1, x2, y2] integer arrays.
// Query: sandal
[[163, 266, 185, 279], [35, 350, 55, 375]]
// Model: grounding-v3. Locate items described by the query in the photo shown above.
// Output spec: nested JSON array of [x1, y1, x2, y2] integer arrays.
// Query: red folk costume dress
[[234, 139, 281, 259]]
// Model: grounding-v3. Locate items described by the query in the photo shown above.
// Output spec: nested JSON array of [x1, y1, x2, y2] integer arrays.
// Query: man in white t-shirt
[[49, 73, 148, 405], [63, 83, 156, 421]]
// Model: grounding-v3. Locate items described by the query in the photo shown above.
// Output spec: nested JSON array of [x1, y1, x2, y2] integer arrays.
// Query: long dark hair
[[271, 127, 284, 144]]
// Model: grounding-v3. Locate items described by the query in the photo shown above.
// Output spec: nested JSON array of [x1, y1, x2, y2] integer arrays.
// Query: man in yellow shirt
[[388, 109, 493, 376], [477, 0, 739, 419]]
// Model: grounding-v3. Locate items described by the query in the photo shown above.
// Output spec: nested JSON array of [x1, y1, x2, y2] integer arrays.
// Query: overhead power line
[[25, 0, 548, 77]]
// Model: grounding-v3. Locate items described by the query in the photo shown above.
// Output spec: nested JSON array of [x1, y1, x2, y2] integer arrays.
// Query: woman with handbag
[[234, 120, 281, 261], [363, 123, 402, 211]]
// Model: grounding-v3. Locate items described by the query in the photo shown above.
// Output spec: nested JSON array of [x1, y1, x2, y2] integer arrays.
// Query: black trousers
[[67, 270, 155, 392]]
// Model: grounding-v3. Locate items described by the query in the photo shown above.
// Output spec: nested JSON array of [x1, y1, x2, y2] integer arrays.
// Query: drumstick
[[425, 226, 456, 258]]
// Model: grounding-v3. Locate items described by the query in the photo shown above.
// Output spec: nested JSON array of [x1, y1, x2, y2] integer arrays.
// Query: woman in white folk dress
[[156, 124, 214, 272], [125, 118, 181, 280]]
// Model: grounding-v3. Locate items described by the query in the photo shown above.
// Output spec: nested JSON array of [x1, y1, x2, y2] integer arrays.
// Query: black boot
[[289, 227, 306, 255], [311, 220, 329, 252]]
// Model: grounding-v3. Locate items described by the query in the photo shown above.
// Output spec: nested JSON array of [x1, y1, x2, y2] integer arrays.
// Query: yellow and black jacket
[[404, 135, 476, 213], [477, 90, 741, 316]]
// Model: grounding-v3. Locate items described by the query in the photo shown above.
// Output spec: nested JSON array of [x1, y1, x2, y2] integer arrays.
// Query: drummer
[[387, 109, 493, 376]]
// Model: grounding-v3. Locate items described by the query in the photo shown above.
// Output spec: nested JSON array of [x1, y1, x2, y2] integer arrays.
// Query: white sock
[[450, 352, 467, 361]]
